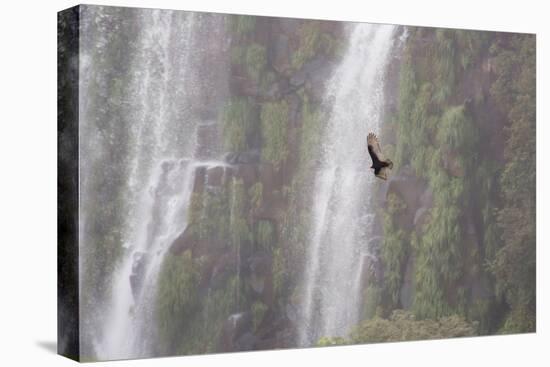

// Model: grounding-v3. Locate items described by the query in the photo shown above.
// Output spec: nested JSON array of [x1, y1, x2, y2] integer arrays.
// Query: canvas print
[[58, 4, 536, 362]]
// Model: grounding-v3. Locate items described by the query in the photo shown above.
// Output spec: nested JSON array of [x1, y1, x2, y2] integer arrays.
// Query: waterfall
[[78, 7, 230, 360], [298, 23, 396, 346]]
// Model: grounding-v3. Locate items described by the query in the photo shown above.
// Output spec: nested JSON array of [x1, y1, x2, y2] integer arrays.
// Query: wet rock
[[160, 160, 175, 173], [209, 252, 238, 290], [192, 166, 207, 193], [358, 252, 379, 285], [368, 235, 383, 253], [247, 254, 272, 295], [220, 312, 253, 352], [253, 189, 284, 221], [289, 69, 307, 87], [224, 150, 261, 165], [305, 61, 334, 102], [254, 308, 294, 350], [272, 34, 290, 74], [399, 253, 415, 310], [261, 81, 282, 101], [235, 164, 258, 187], [320, 21, 342, 37], [278, 18, 300, 34], [288, 58, 323, 88], [386, 166, 426, 231], [285, 303, 299, 323], [387, 166, 425, 209], [466, 217, 477, 236], [471, 276, 491, 302], [229, 70, 260, 97], [225, 152, 239, 164], [258, 163, 281, 192], [420, 186, 434, 208], [236, 332, 257, 351], [249, 275, 265, 295], [129, 251, 147, 299], [206, 166, 226, 187], [286, 92, 302, 127], [196, 123, 220, 159], [482, 56, 498, 75], [238, 150, 261, 164], [170, 224, 199, 255], [442, 150, 465, 177], [369, 253, 383, 279]]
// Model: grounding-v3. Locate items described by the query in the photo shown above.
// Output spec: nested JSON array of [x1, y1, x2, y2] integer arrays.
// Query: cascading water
[[78, 7, 230, 360], [298, 23, 396, 346]]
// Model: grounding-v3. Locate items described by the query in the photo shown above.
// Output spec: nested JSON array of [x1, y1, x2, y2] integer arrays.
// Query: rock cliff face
[[77, 8, 534, 360], [155, 15, 347, 353], [154, 22, 534, 355], [370, 28, 531, 334]]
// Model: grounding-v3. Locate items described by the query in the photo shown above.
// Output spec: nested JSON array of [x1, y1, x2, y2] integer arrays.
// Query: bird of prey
[[367, 132, 393, 180]]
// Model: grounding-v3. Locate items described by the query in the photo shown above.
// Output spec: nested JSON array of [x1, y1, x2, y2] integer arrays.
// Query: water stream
[[78, 7, 397, 358], [298, 23, 397, 346], [79, 8, 229, 360]]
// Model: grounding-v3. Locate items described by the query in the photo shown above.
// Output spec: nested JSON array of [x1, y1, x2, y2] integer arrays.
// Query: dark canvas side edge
[[57, 5, 80, 362]]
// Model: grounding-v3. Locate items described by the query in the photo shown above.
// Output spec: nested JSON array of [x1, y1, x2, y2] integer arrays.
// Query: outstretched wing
[[375, 166, 390, 180], [368, 132, 393, 180], [367, 132, 385, 163]]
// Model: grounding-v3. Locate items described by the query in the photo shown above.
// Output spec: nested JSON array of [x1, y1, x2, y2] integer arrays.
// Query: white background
[[0, 0, 548, 365]]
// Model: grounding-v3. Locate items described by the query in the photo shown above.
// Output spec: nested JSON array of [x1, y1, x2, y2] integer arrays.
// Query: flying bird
[[367, 132, 393, 180]]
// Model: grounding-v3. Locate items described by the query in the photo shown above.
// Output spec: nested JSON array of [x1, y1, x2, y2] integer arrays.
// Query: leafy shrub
[[251, 301, 269, 331], [291, 21, 321, 70], [223, 97, 255, 152], [350, 310, 476, 343], [260, 100, 290, 168], [245, 43, 267, 82], [489, 34, 536, 333], [156, 250, 202, 348], [229, 15, 256, 36], [381, 193, 409, 308], [255, 219, 276, 251]]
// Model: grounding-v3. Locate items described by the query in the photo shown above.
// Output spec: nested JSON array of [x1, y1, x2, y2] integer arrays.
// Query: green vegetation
[[362, 284, 383, 320], [156, 250, 202, 350], [252, 301, 269, 331], [272, 247, 286, 299], [380, 28, 535, 335], [291, 21, 322, 70], [290, 20, 343, 71], [387, 29, 487, 322], [255, 219, 276, 250], [229, 15, 256, 37], [229, 179, 252, 249], [317, 310, 476, 346], [248, 182, 263, 212], [260, 100, 290, 168], [111, 18, 535, 357], [316, 336, 347, 347], [164, 14, 536, 355], [162, 271, 242, 355], [223, 97, 256, 152], [350, 310, 476, 343], [155, 177, 254, 354], [381, 193, 408, 308], [489, 35, 536, 333], [245, 43, 267, 82], [231, 43, 268, 83], [298, 90, 324, 173]]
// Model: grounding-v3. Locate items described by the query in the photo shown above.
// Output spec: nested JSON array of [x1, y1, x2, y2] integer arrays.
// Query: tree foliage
[[489, 34, 536, 333], [260, 100, 290, 168]]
